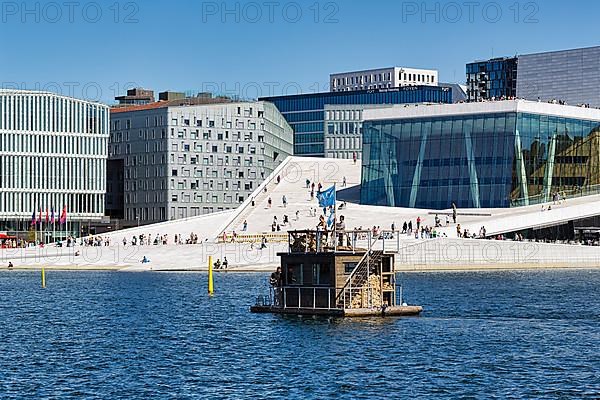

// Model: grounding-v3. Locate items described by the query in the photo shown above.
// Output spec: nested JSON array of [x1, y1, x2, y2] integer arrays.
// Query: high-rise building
[[361, 100, 600, 209], [0, 89, 109, 240], [260, 86, 453, 156], [107, 99, 293, 226], [330, 67, 438, 92], [466, 57, 518, 102]]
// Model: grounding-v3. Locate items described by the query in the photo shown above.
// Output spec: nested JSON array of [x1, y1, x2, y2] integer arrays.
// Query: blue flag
[[317, 185, 336, 208], [327, 210, 335, 227]]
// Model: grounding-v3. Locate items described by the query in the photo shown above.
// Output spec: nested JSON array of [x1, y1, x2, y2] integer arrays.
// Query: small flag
[[38, 209, 42, 225], [317, 185, 336, 208], [45, 208, 49, 224], [51, 207, 55, 224], [59, 205, 67, 225], [31, 210, 36, 226]]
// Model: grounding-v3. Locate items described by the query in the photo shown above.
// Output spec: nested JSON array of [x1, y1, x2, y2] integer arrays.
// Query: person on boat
[[223, 257, 229, 269], [270, 267, 282, 306], [141, 256, 150, 263], [214, 259, 222, 270], [269, 267, 282, 286], [7, 262, 13, 270]]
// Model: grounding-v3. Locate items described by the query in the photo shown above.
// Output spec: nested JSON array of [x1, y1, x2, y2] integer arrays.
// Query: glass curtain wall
[[361, 112, 600, 209]]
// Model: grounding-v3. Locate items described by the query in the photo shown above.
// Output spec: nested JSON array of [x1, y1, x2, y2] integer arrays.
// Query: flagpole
[[333, 184, 337, 252]]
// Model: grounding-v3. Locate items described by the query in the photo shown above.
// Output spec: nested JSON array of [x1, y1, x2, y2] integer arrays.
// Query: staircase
[[336, 249, 383, 309]]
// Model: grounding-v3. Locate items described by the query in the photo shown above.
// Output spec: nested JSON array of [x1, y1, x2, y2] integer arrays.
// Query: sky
[[1, 0, 599, 104]]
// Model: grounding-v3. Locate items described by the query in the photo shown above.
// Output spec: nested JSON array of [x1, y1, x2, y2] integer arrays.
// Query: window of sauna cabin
[[344, 262, 358, 274], [286, 264, 302, 286], [312, 263, 332, 286]]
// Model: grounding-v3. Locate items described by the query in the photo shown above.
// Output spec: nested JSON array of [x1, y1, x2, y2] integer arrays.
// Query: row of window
[[1, 132, 107, 156], [332, 71, 436, 88], [325, 137, 361, 151], [0, 155, 105, 192], [0, 191, 104, 215], [0, 92, 108, 135], [112, 112, 264, 132]]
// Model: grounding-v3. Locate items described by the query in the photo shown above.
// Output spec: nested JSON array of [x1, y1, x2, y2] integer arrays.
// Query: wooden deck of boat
[[250, 305, 423, 317]]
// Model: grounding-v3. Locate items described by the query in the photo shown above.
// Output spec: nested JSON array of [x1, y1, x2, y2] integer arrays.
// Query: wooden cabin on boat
[[251, 229, 422, 317]]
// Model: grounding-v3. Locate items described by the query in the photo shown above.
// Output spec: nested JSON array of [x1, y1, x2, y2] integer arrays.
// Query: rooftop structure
[[114, 88, 155, 107], [330, 67, 438, 92]]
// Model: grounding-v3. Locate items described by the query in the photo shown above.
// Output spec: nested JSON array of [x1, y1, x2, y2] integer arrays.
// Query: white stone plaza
[[2, 156, 600, 272]]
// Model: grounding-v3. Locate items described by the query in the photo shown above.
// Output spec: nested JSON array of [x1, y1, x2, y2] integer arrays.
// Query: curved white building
[[0, 90, 109, 241]]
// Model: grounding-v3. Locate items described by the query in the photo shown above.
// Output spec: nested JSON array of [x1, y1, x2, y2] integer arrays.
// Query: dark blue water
[[1, 270, 599, 399]]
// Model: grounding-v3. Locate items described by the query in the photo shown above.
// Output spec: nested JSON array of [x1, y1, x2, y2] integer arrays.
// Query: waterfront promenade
[[2, 156, 600, 272]]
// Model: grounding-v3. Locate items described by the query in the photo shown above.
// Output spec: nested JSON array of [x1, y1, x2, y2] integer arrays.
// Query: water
[[0, 270, 599, 399]]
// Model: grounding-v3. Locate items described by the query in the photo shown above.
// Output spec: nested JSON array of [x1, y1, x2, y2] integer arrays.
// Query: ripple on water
[[0, 269, 599, 399]]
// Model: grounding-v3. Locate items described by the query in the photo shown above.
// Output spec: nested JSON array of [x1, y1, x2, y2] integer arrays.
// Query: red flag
[[45, 208, 49, 223], [38, 209, 42, 224], [59, 205, 67, 225]]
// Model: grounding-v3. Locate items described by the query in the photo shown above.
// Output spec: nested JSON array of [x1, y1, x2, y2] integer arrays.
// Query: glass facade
[[361, 111, 600, 209], [260, 86, 452, 156], [0, 89, 109, 240], [466, 57, 518, 102]]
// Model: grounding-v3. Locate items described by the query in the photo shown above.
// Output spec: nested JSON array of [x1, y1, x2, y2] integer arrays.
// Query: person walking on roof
[[452, 202, 457, 224]]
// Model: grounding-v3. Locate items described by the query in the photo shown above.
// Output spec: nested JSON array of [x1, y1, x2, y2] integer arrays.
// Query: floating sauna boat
[[251, 229, 423, 317]]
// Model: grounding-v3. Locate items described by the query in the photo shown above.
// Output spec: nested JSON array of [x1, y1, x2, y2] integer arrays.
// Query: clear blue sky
[[1, 0, 599, 103]]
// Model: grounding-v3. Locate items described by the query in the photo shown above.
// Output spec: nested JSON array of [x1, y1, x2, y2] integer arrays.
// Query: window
[[344, 262, 357, 274], [286, 264, 302, 285]]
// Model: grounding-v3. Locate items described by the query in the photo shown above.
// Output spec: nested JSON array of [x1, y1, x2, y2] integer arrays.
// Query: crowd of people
[[119, 232, 202, 247], [463, 95, 597, 109]]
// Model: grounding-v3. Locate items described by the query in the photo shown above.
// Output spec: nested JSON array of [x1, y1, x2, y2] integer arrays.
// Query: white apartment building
[[330, 67, 438, 92], [107, 100, 293, 226], [0, 89, 109, 239]]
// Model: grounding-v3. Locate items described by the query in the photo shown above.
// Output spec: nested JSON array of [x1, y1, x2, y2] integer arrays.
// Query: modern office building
[[330, 67, 438, 92], [0, 89, 109, 240], [260, 86, 453, 156], [324, 104, 391, 159], [107, 99, 293, 226], [467, 46, 600, 107], [466, 57, 518, 102], [516, 46, 600, 107], [360, 100, 600, 209]]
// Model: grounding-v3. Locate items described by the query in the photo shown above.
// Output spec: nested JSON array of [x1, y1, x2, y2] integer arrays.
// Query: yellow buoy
[[208, 255, 214, 295], [41, 267, 46, 289]]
